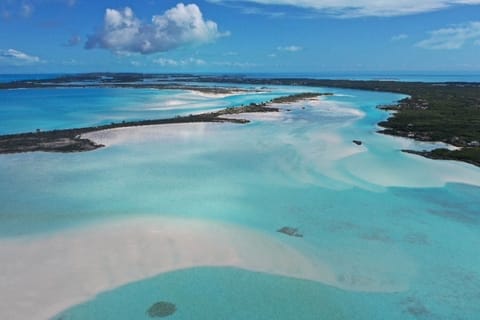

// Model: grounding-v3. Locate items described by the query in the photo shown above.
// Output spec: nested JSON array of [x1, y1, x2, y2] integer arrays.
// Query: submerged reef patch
[[147, 301, 176, 318]]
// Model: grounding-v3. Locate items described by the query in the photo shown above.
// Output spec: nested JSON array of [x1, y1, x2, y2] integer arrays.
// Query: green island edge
[[0, 92, 321, 154], [0, 73, 479, 167]]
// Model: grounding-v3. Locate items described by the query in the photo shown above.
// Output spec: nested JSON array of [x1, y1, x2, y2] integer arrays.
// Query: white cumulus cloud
[[208, 0, 480, 17], [0, 49, 41, 65], [416, 21, 480, 49], [86, 3, 227, 54]]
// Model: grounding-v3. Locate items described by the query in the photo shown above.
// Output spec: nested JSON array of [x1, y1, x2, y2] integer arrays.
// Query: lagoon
[[0, 77, 479, 319]]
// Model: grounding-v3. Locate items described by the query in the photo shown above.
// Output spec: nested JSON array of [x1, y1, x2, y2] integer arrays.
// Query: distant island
[[1, 73, 479, 167]]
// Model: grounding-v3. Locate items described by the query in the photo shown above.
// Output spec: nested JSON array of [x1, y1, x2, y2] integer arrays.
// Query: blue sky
[[1, 0, 480, 73]]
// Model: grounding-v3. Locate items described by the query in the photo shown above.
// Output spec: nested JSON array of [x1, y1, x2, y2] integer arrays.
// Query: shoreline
[[0, 216, 360, 320], [0, 113, 250, 154], [0, 93, 325, 154], [401, 149, 480, 167], [1, 74, 479, 166], [0, 215, 410, 320], [186, 76, 480, 166], [0, 92, 323, 154]]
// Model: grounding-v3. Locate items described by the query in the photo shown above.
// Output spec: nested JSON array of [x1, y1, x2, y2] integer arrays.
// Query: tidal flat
[[0, 74, 479, 320]]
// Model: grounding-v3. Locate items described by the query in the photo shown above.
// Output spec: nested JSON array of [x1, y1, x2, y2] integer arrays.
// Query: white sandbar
[[0, 216, 411, 320], [0, 217, 334, 320]]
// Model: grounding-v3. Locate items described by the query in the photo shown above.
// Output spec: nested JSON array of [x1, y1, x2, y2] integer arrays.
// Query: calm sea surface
[[0, 74, 479, 319]]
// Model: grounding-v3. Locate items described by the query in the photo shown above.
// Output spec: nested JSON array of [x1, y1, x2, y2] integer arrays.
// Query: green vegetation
[[193, 76, 480, 166], [271, 92, 327, 104], [404, 148, 480, 167], [2, 73, 479, 166], [0, 73, 248, 95], [0, 92, 319, 154], [319, 81, 480, 166]]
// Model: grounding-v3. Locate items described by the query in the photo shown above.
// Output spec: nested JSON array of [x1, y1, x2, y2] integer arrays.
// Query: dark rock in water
[[147, 301, 176, 318], [352, 140, 363, 146], [277, 226, 303, 237]]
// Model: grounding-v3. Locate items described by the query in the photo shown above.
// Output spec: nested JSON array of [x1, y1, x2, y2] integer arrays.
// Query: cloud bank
[[417, 21, 480, 49], [0, 49, 40, 65], [208, 0, 480, 17], [86, 3, 227, 54]]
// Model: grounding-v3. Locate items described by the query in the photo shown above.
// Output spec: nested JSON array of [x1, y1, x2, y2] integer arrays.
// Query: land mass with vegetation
[[190, 76, 480, 167], [0, 92, 321, 154], [1, 73, 479, 166]]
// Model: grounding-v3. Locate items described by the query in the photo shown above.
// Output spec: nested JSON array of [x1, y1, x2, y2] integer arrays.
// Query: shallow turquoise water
[[54, 267, 394, 320], [0, 83, 479, 319], [54, 265, 480, 320], [0, 85, 295, 134]]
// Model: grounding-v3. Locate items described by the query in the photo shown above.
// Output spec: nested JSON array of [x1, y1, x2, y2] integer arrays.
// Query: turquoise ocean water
[[0, 75, 479, 319], [0, 86, 287, 134]]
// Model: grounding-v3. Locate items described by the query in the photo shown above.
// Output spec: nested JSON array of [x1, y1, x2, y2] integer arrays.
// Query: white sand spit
[[187, 89, 249, 99], [82, 123, 217, 147]]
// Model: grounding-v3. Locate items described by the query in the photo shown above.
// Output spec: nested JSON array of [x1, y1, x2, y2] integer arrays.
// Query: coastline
[[0, 92, 323, 154], [401, 148, 480, 167], [1, 74, 479, 320], [0, 112, 249, 154], [1, 73, 479, 167], [185, 76, 480, 166]]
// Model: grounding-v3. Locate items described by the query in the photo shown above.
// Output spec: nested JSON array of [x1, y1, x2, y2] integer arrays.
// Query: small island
[[0, 92, 324, 154], [353, 140, 363, 146], [277, 226, 303, 238]]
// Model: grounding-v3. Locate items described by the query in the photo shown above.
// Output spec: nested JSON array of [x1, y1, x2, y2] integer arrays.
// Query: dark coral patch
[[147, 301, 176, 318]]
